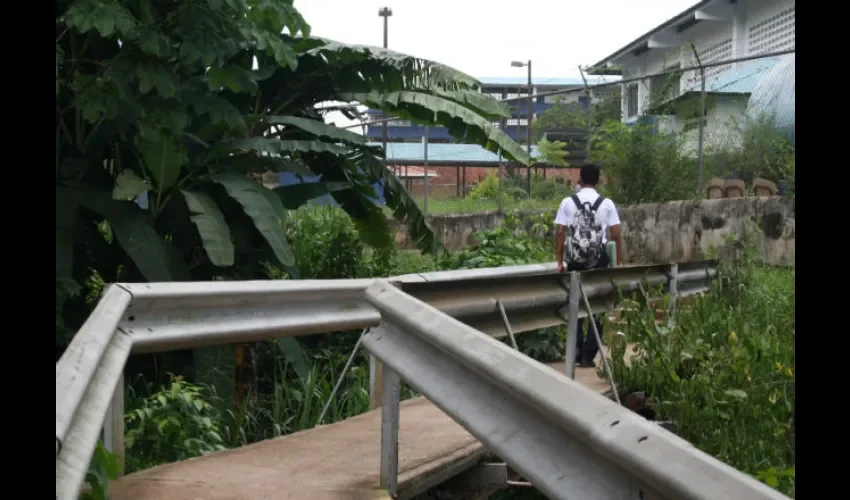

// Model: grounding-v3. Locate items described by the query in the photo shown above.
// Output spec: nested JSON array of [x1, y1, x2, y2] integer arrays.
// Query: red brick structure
[[397, 166, 582, 198]]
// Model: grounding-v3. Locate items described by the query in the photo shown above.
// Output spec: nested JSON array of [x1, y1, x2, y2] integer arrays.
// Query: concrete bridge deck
[[109, 361, 616, 500]]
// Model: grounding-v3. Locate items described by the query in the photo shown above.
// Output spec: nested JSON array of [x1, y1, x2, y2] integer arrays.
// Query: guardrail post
[[564, 272, 580, 380], [379, 365, 400, 497], [668, 263, 679, 328], [370, 355, 383, 410], [102, 373, 125, 476]]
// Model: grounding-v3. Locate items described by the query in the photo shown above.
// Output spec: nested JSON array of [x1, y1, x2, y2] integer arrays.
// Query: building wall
[[676, 95, 749, 155], [619, 0, 795, 123]]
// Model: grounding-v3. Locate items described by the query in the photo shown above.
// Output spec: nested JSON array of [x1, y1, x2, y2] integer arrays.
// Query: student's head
[[579, 163, 601, 186]]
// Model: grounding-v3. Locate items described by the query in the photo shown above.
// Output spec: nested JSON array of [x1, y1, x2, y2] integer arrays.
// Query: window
[[506, 118, 529, 126], [387, 119, 411, 127], [626, 84, 639, 118]]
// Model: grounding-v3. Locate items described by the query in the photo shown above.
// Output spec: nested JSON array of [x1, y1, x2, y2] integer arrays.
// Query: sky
[[294, 0, 699, 128]]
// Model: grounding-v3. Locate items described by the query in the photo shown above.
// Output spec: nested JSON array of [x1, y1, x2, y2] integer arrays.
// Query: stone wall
[[389, 197, 795, 266]]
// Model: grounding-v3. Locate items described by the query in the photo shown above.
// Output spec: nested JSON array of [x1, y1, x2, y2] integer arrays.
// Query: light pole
[[511, 60, 533, 195], [379, 7, 392, 157]]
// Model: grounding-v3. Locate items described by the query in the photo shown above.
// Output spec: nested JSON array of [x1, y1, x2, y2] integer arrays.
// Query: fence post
[[497, 151, 503, 213], [668, 263, 679, 328], [369, 355, 383, 410], [379, 365, 401, 497], [103, 373, 125, 476], [564, 272, 580, 379]]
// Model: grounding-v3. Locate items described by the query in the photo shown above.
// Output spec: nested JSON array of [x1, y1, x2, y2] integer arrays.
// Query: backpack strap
[[569, 194, 584, 212], [590, 196, 605, 212]]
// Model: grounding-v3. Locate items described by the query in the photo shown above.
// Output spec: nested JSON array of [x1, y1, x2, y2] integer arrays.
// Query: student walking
[[554, 163, 623, 368]]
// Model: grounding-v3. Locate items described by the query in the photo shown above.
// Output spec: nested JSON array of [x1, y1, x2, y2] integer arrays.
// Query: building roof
[[587, 0, 720, 75], [675, 56, 780, 100], [367, 142, 543, 164]]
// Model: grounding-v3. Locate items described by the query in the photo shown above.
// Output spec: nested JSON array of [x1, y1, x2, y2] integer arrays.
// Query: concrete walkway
[[109, 358, 625, 500]]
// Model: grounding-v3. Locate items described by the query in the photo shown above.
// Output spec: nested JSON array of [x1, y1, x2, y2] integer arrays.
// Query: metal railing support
[[564, 272, 580, 379], [370, 355, 383, 410], [379, 365, 401, 496], [103, 373, 125, 476]]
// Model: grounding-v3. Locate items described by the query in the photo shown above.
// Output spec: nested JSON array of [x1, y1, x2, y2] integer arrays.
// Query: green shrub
[[283, 205, 365, 279], [610, 233, 795, 497], [593, 121, 696, 204], [125, 375, 227, 473]]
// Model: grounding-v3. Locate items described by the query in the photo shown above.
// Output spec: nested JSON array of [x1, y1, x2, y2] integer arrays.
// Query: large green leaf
[[181, 189, 235, 266], [113, 169, 151, 200], [265, 116, 366, 144], [275, 338, 311, 385], [211, 174, 294, 267], [83, 192, 188, 281], [207, 65, 258, 94], [274, 181, 351, 209], [209, 138, 349, 161], [432, 88, 511, 120], [305, 38, 479, 89], [139, 131, 186, 192], [353, 150, 442, 254], [341, 91, 530, 165]]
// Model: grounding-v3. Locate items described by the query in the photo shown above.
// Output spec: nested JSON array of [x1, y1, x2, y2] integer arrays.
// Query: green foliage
[[56, 0, 531, 353], [125, 375, 227, 473], [610, 233, 795, 497], [82, 442, 122, 500], [706, 113, 795, 194], [284, 205, 364, 279], [536, 139, 569, 167], [593, 121, 696, 204], [530, 94, 622, 140], [443, 212, 551, 269]]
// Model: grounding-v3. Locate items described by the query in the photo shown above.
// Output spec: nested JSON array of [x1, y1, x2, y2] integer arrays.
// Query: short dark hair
[[579, 163, 601, 186]]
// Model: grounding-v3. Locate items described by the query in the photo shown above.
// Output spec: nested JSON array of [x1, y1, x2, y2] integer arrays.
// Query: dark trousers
[[568, 250, 610, 363]]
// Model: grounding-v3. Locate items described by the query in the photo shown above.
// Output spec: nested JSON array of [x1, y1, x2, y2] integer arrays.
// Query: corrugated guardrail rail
[[56, 260, 790, 500]]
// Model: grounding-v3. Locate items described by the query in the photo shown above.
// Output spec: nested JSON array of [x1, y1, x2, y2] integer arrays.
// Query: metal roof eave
[[586, 0, 718, 75]]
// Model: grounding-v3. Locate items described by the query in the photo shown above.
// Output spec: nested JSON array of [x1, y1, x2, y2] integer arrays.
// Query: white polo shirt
[[554, 187, 621, 244]]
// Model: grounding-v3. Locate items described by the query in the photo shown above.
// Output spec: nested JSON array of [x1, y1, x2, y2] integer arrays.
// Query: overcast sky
[[295, 0, 698, 127]]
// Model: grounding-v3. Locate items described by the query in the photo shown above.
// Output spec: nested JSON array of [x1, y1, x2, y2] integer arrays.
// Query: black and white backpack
[[564, 194, 605, 268]]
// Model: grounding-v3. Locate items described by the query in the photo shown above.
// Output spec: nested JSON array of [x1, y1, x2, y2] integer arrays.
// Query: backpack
[[564, 194, 606, 268]]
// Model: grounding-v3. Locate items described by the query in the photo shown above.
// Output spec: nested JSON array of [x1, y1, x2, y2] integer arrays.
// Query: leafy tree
[[530, 94, 621, 140], [536, 139, 569, 167], [56, 0, 529, 343]]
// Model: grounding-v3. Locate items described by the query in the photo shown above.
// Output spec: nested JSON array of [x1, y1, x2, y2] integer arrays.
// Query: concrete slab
[[109, 360, 619, 500]]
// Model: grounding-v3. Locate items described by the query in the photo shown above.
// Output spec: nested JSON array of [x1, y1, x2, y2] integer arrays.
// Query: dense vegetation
[[81, 208, 794, 499]]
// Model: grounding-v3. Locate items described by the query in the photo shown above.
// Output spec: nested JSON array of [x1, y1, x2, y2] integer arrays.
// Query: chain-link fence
[[354, 49, 795, 211]]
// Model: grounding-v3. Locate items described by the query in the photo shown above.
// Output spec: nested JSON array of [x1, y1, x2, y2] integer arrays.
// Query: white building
[[588, 0, 795, 153]]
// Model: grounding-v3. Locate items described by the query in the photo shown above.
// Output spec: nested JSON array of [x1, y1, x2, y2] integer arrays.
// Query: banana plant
[[56, 0, 528, 348]]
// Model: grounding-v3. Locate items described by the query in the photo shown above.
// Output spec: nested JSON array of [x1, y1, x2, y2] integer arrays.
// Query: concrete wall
[[390, 197, 795, 266]]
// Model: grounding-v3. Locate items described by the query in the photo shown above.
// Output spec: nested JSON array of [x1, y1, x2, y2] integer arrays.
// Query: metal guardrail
[[363, 281, 785, 500], [53, 260, 780, 500]]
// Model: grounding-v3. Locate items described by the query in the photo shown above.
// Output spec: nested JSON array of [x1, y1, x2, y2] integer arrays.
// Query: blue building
[[364, 77, 614, 146]]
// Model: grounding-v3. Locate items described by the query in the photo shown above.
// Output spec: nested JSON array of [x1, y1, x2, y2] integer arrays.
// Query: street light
[[511, 60, 533, 194], [379, 7, 393, 181]]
